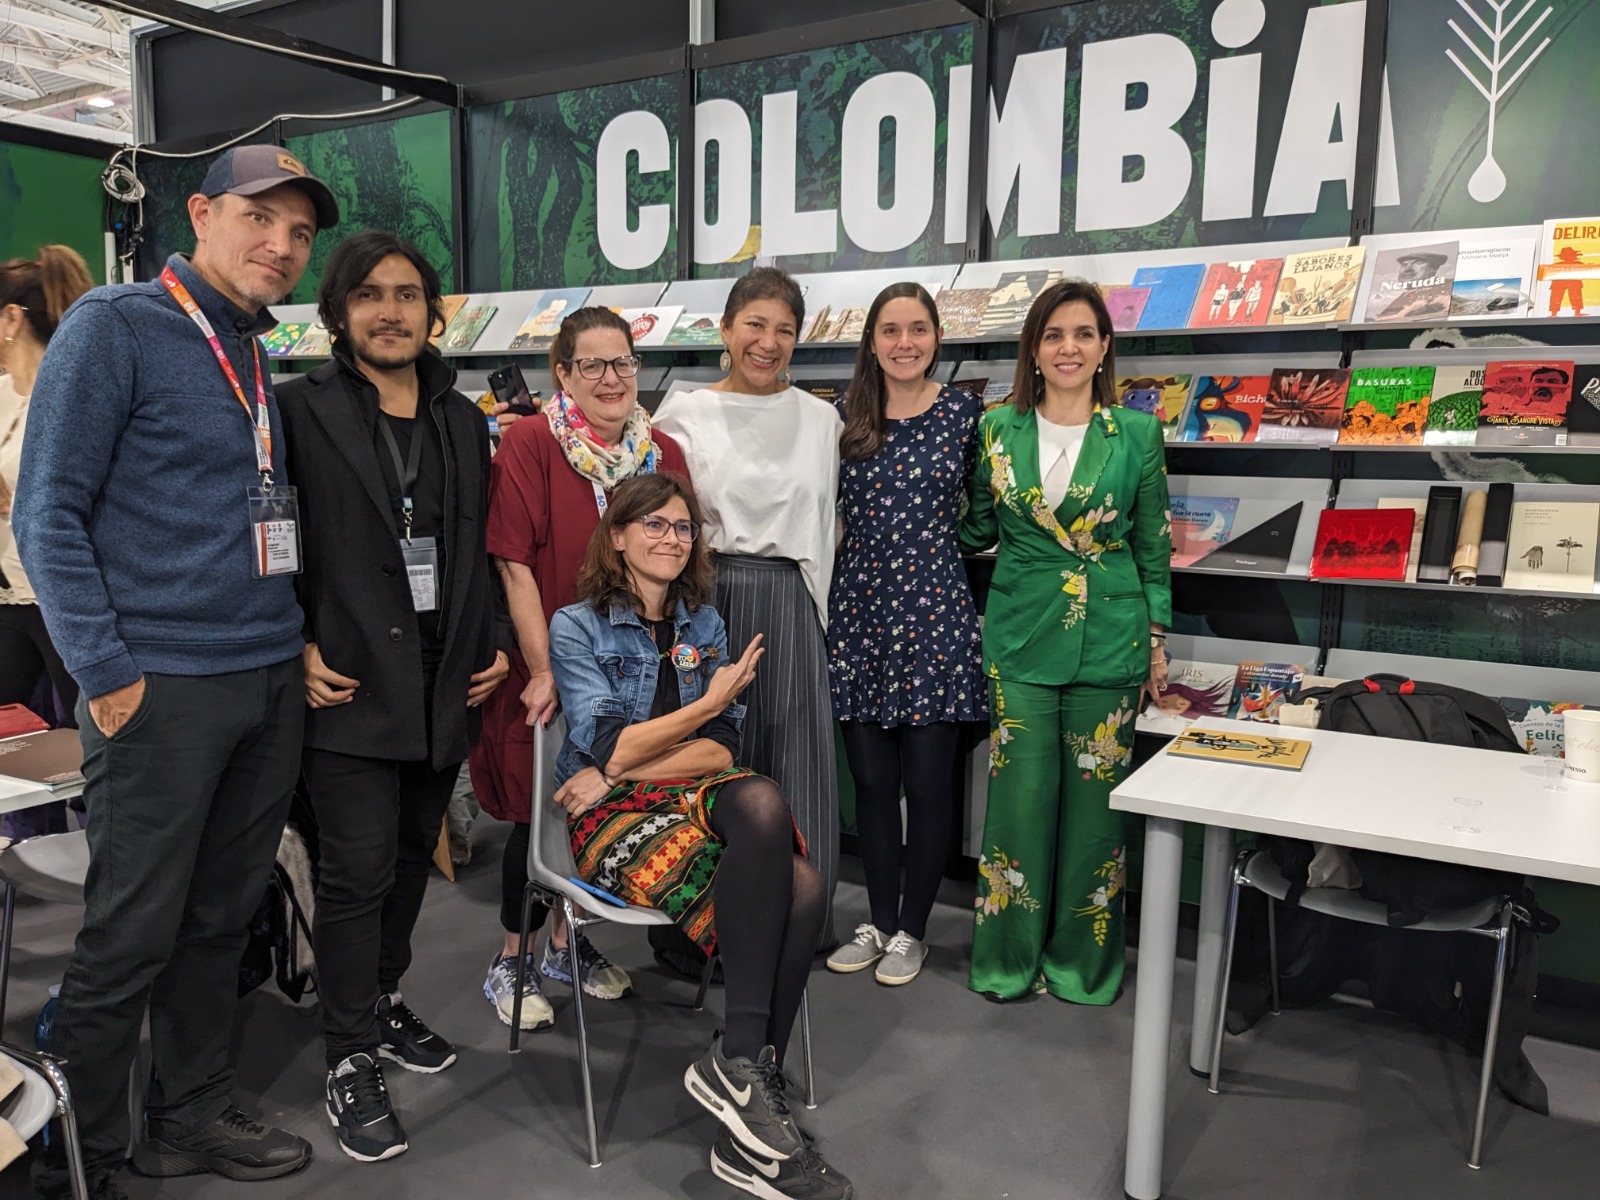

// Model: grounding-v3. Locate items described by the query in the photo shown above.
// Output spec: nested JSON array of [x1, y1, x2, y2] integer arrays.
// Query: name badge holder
[[379, 417, 439, 613]]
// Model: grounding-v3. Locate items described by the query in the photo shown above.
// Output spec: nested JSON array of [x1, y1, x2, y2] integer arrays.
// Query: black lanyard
[[378, 413, 424, 540]]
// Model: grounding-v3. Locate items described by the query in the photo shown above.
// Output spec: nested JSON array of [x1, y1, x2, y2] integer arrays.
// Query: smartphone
[[488, 365, 539, 416], [567, 876, 629, 908]]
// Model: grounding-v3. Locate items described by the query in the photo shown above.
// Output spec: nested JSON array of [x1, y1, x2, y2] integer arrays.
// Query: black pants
[[303, 747, 457, 1066], [0, 602, 78, 724], [839, 721, 960, 941], [499, 821, 550, 936], [34, 662, 303, 1196]]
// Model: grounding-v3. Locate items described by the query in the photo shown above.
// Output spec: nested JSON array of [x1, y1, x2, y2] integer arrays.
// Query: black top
[[375, 410, 448, 656], [647, 618, 680, 718]]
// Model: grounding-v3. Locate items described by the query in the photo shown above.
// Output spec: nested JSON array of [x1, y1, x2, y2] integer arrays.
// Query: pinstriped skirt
[[714, 553, 839, 948]]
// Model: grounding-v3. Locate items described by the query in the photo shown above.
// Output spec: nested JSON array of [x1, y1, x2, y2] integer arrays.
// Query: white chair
[[1, 1042, 90, 1198], [510, 715, 816, 1167], [1208, 847, 1515, 1169], [0, 831, 90, 1028]]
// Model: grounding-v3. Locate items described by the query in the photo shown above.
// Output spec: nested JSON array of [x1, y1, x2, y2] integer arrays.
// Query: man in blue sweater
[[14, 144, 339, 1199]]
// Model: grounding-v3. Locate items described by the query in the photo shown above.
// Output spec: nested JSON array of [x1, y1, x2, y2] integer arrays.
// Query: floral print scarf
[[545, 391, 658, 489]]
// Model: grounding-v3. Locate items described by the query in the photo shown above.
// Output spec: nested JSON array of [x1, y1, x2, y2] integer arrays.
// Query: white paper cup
[[1562, 709, 1600, 785]]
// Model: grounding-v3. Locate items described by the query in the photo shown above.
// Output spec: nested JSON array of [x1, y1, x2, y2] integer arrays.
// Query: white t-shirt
[[0, 374, 33, 604], [652, 385, 842, 625], [1037, 413, 1090, 511]]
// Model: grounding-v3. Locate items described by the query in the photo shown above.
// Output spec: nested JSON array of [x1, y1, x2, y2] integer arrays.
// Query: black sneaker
[[710, 1130, 854, 1199], [326, 1052, 408, 1162], [376, 991, 457, 1073], [684, 1033, 806, 1162], [131, 1106, 312, 1180]]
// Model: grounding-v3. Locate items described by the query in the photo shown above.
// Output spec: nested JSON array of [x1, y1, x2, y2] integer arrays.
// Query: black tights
[[709, 776, 825, 1064], [839, 721, 959, 941]]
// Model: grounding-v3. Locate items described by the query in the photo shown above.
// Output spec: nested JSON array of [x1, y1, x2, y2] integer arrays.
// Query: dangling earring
[[782, 367, 792, 387], [719, 350, 731, 372], [1096, 364, 1103, 374]]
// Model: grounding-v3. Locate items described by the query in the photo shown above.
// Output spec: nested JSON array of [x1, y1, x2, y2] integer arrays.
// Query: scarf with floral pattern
[[545, 391, 658, 489]]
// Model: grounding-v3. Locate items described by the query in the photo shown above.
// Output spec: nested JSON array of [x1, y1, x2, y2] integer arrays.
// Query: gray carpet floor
[[2, 816, 1597, 1200]]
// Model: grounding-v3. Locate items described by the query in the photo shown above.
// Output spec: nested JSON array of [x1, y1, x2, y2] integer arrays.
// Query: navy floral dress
[[828, 385, 987, 726]]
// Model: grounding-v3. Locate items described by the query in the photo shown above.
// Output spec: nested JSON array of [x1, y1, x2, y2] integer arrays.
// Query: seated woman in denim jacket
[[547, 473, 852, 1199]]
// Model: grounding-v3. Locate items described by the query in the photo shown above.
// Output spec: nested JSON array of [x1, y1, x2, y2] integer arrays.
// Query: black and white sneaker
[[376, 991, 457, 1073], [710, 1130, 854, 1199], [326, 1053, 408, 1162], [685, 1033, 806, 1162]]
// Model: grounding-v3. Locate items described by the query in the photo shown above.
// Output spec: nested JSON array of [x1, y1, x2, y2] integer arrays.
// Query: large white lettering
[[986, 48, 1066, 239], [1076, 34, 1197, 232], [596, 111, 672, 271], [1201, 52, 1259, 222], [760, 91, 837, 258], [694, 98, 753, 265], [944, 64, 972, 244], [1264, 3, 1364, 216], [839, 72, 936, 254]]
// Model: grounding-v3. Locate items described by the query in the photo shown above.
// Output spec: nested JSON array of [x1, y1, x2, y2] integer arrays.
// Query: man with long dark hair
[[277, 230, 510, 1162]]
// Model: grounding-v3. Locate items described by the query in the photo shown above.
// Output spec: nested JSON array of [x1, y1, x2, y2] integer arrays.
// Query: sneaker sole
[[538, 962, 634, 1001], [683, 1062, 796, 1163], [130, 1143, 312, 1181], [485, 979, 556, 1031], [377, 1045, 458, 1074], [710, 1146, 792, 1200], [325, 1106, 408, 1163], [875, 959, 926, 986], [825, 952, 882, 974]]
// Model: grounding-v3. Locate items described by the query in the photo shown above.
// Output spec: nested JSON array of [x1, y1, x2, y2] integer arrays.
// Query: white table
[[1110, 717, 1600, 1200], [0, 734, 83, 815]]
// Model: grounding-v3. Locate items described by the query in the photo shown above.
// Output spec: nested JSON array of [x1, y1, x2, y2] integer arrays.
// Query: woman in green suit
[[960, 279, 1172, 1004]]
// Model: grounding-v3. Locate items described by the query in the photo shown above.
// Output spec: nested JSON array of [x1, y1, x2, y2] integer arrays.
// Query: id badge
[[247, 485, 301, 578], [400, 536, 439, 612]]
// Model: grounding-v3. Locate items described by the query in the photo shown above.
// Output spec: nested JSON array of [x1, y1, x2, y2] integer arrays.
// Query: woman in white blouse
[[654, 268, 843, 948]]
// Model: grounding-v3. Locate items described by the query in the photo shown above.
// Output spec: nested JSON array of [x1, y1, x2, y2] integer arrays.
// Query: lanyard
[[588, 446, 660, 516], [378, 414, 424, 540], [159, 267, 273, 484]]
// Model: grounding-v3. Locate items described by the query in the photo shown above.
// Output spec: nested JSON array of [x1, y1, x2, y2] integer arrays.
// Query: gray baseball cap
[[200, 144, 340, 230]]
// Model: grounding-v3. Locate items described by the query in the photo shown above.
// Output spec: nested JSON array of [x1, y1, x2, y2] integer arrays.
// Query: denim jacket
[[548, 597, 746, 787]]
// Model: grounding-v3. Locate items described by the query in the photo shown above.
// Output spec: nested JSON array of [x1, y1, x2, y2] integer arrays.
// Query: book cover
[[1131, 263, 1205, 330], [1148, 662, 1239, 722], [261, 322, 310, 357], [980, 378, 1013, 409], [936, 288, 991, 338], [665, 311, 726, 347], [0, 728, 84, 790], [1257, 368, 1350, 443], [1188, 259, 1282, 328], [801, 305, 835, 343], [289, 323, 332, 357], [1535, 217, 1600, 318], [1310, 508, 1413, 581], [1451, 237, 1536, 320], [1167, 727, 1311, 771], [430, 295, 468, 344], [440, 305, 497, 353], [1338, 366, 1434, 445], [1565, 365, 1600, 447], [1229, 661, 1307, 723], [1170, 496, 1241, 567], [1477, 359, 1575, 447], [1180, 375, 1270, 442], [1424, 365, 1485, 446], [508, 288, 591, 350], [979, 271, 1057, 337], [950, 376, 989, 402], [1190, 502, 1301, 575], [1417, 486, 1463, 583], [1478, 482, 1514, 587], [826, 307, 869, 343], [1504, 501, 1600, 592], [1364, 242, 1458, 324], [616, 305, 683, 348], [1115, 374, 1193, 441], [1378, 497, 1429, 582], [1498, 697, 1585, 757], [1103, 286, 1152, 331], [799, 379, 853, 404], [1269, 247, 1365, 325]]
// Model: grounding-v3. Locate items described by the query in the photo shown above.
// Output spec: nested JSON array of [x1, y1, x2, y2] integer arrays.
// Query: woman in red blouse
[[470, 307, 690, 1029]]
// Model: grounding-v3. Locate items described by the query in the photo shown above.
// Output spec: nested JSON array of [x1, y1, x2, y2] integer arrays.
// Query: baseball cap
[[200, 144, 340, 230]]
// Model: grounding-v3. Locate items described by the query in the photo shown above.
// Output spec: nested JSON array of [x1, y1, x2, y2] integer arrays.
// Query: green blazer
[[959, 402, 1172, 688]]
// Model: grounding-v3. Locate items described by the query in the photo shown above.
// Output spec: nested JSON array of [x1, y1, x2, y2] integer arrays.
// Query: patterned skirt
[[568, 768, 807, 953]]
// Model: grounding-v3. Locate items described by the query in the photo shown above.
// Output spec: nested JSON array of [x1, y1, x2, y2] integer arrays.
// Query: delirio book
[[1179, 375, 1269, 442], [1310, 508, 1414, 581], [1167, 727, 1311, 771], [1363, 242, 1457, 324], [1337, 366, 1434, 446], [1188, 259, 1281, 328], [1535, 217, 1600, 318], [1257, 368, 1350, 444], [1269, 247, 1365, 325], [1477, 359, 1574, 447]]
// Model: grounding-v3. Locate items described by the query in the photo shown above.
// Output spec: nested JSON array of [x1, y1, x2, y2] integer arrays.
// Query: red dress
[[468, 415, 690, 823]]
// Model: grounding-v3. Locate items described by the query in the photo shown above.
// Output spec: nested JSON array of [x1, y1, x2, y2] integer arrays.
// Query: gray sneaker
[[873, 931, 927, 986], [684, 1034, 807, 1161], [824, 924, 886, 974]]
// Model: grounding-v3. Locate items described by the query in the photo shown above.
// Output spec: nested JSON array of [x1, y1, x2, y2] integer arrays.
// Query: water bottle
[[34, 984, 61, 1052]]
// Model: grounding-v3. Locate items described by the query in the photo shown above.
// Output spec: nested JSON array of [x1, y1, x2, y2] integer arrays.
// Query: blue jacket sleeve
[[548, 609, 625, 770], [13, 299, 144, 699], [693, 608, 744, 757]]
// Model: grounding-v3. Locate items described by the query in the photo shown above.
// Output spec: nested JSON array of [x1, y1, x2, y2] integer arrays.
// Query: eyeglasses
[[631, 515, 699, 543], [564, 355, 642, 380]]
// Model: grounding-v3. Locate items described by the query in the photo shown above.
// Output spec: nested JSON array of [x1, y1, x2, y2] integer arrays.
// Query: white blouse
[[0, 375, 33, 605], [1036, 413, 1090, 511], [652, 385, 842, 626]]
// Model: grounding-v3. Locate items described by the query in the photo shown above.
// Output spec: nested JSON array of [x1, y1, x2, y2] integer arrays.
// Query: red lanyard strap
[[160, 266, 274, 482]]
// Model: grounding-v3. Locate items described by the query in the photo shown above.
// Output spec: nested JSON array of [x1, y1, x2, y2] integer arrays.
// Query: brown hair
[[721, 266, 805, 333], [1010, 278, 1118, 414], [574, 473, 714, 616], [550, 306, 635, 381], [0, 245, 94, 345], [840, 282, 942, 460]]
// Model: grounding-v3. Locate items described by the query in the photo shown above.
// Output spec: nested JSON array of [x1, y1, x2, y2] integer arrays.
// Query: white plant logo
[[1446, 0, 1557, 202]]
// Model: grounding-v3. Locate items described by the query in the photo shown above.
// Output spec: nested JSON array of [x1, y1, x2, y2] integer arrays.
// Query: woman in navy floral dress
[[825, 282, 986, 986]]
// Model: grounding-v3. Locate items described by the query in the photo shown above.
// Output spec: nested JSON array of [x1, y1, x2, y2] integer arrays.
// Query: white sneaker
[[825, 924, 887, 974], [874, 932, 927, 986], [484, 953, 554, 1030]]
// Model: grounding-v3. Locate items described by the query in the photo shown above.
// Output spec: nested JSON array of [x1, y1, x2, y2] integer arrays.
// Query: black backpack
[[1302, 672, 1525, 755]]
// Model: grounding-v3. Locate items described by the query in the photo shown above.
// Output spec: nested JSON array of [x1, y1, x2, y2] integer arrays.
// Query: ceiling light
[[87, 97, 116, 109]]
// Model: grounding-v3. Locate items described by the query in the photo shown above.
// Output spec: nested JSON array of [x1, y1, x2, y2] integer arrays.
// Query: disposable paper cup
[[1562, 709, 1600, 785]]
